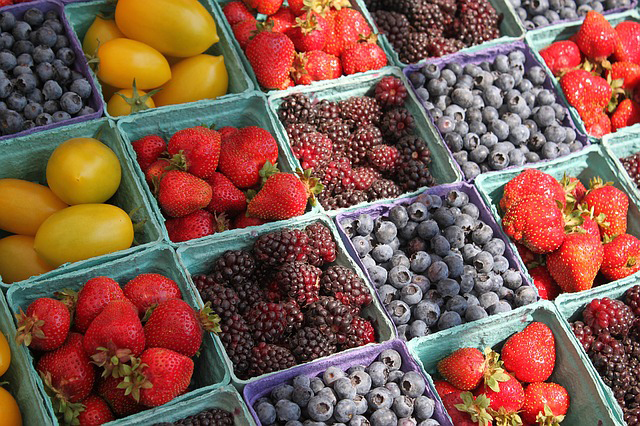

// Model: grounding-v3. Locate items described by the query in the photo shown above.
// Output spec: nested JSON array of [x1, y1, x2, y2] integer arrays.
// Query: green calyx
[[295, 168, 323, 206], [260, 161, 280, 185], [40, 371, 86, 426], [117, 79, 161, 115], [14, 308, 45, 347], [455, 392, 494, 426], [536, 404, 565, 426], [54, 289, 78, 318], [489, 406, 523, 426], [249, 20, 274, 41], [199, 302, 222, 334], [116, 356, 151, 403], [90, 347, 135, 379], [482, 348, 510, 392], [588, 176, 613, 190], [293, 13, 320, 36]]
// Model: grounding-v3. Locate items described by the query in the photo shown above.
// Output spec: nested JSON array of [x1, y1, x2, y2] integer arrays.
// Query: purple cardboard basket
[[0, 0, 102, 142], [403, 40, 589, 182], [244, 339, 453, 426], [518, 1, 637, 31]]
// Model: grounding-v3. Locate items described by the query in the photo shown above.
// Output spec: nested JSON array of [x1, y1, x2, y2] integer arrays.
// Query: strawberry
[[547, 232, 603, 292], [83, 300, 145, 378], [442, 392, 493, 426], [158, 170, 212, 218], [539, 40, 582, 76], [611, 98, 640, 131], [267, 7, 296, 33], [15, 298, 70, 351], [97, 376, 144, 417], [437, 348, 508, 393], [77, 395, 114, 426], [434, 380, 462, 399], [218, 126, 238, 140], [131, 135, 166, 172], [145, 158, 171, 185], [529, 265, 561, 301], [0, 0, 13, 5], [501, 322, 556, 383], [476, 372, 524, 413], [341, 34, 387, 75], [325, 8, 371, 56], [291, 51, 341, 85], [500, 169, 566, 212], [74, 277, 126, 334], [223, 1, 254, 26], [560, 174, 586, 205], [575, 11, 619, 61], [165, 209, 217, 243], [233, 213, 269, 229], [582, 177, 629, 238], [256, 0, 284, 15], [583, 109, 612, 137], [521, 382, 569, 425], [287, 12, 328, 52], [247, 169, 322, 220], [563, 203, 605, 239], [167, 126, 221, 179], [614, 21, 640, 64], [37, 333, 96, 420], [206, 172, 246, 214], [242, 0, 259, 8], [144, 299, 220, 357], [560, 70, 612, 115], [123, 273, 182, 318], [515, 243, 538, 268], [287, 0, 305, 15], [610, 61, 640, 90], [502, 195, 566, 254], [600, 233, 640, 280], [246, 28, 295, 90], [232, 18, 258, 50]]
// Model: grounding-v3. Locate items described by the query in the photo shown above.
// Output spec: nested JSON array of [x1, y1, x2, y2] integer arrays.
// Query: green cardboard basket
[[0, 118, 162, 290], [5, 244, 230, 426], [407, 300, 624, 425], [0, 291, 54, 425], [602, 128, 640, 204], [175, 212, 396, 389], [267, 66, 463, 216], [63, 0, 254, 120]]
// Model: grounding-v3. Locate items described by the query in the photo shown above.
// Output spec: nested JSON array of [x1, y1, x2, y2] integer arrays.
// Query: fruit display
[[538, 12, 640, 137], [222, 0, 386, 90], [510, 0, 632, 30], [363, 0, 502, 64], [406, 44, 587, 180], [339, 187, 534, 340], [276, 76, 438, 211], [498, 168, 638, 296]]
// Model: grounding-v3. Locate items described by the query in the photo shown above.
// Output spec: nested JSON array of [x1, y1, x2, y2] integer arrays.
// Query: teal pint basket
[[603, 128, 640, 204]]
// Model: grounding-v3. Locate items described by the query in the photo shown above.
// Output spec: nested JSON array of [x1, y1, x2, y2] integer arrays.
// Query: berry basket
[[175, 213, 396, 389], [406, 300, 623, 425], [63, 0, 254, 120], [5, 244, 231, 426], [602, 128, 640, 206], [0, 117, 162, 290], [404, 40, 590, 181], [0, 0, 103, 141], [243, 338, 452, 426], [116, 91, 311, 247], [0, 290, 55, 425], [268, 67, 462, 215]]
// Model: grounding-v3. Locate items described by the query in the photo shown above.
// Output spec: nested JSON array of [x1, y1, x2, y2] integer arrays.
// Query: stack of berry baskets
[[406, 300, 623, 425], [335, 182, 535, 343], [268, 68, 462, 215], [604, 128, 640, 203], [175, 213, 396, 387], [404, 40, 589, 181]]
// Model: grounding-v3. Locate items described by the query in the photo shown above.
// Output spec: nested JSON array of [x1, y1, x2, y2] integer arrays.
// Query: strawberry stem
[[199, 302, 222, 334]]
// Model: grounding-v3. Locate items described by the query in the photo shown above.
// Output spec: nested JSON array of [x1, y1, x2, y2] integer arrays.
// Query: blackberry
[[286, 122, 317, 143], [316, 156, 355, 195], [452, 0, 501, 46], [253, 229, 311, 266], [290, 326, 337, 362], [219, 314, 254, 378], [624, 336, 640, 364], [397, 134, 432, 164], [372, 11, 413, 51], [626, 285, 640, 316], [368, 178, 402, 200], [368, 144, 401, 172], [318, 119, 351, 149], [330, 189, 369, 210], [314, 99, 341, 127], [346, 125, 383, 165], [380, 108, 415, 141], [276, 261, 322, 306], [583, 297, 635, 337], [305, 296, 353, 343], [374, 76, 408, 109], [407, 1, 452, 33], [248, 342, 297, 378], [343, 316, 376, 349], [234, 278, 265, 313], [291, 131, 333, 170], [352, 167, 381, 191], [339, 96, 382, 128], [621, 153, 640, 189], [427, 36, 465, 57], [246, 301, 300, 343], [278, 93, 316, 125], [305, 222, 338, 267], [571, 321, 595, 353], [399, 32, 432, 64], [397, 159, 436, 190], [321, 265, 373, 309], [173, 408, 233, 426], [282, 299, 305, 333], [210, 250, 256, 288], [192, 276, 239, 319], [590, 332, 631, 392]]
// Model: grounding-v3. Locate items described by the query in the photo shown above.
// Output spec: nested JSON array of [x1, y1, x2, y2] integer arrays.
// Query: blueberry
[[446, 106, 466, 123], [372, 244, 393, 263], [411, 274, 430, 294], [427, 77, 447, 96], [488, 301, 513, 314], [515, 286, 537, 306], [0, 32, 13, 50], [401, 283, 423, 306], [408, 320, 430, 339], [367, 386, 394, 410], [375, 221, 397, 244], [454, 214, 475, 233], [436, 278, 460, 298], [0, 51, 16, 72], [276, 399, 301, 422], [386, 381, 402, 398], [541, 142, 560, 159], [473, 251, 495, 273], [436, 115, 455, 134], [353, 394, 368, 415], [534, 105, 556, 127], [491, 255, 508, 273], [413, 300, 440, 327], [350, 414, 370, 426], [69, 78, 92, 100], [474, 273, 493, 293], [410, 72, 426, 88], [444, 295, 466, 316], [422, 63, 441, 80], [459, 275, 475, 295], [370, 408, 397, 426], [56, 47, 76, 67], [368, 265, 388, 288], [417, 220, 439, 240], [410, 251, 431, 273], [317, 387, 337, 406], [34, 112, 53, 126], [12, 21, 31, 41], [15, 73, 36, 94], [6, 92, 26, 112], [352, 236, 372, 258], [293, 386, 314, 407], [391, 253, 411, 269], [397, 324, 409, 341], [349, 370, 372, 395], [398, 221, 418, 241], [389, 266, 412, 289], [379, 349, 402, 371], [465, 293, 480, 306], [472, 223, 493, 245], [53, 34, 69, 50], [426, 261, 449, 283], [437, 310, 462, 330], [424, 289, 444, 308], [432, 207, 454, 228], [497, 286, 515, 302], [569, 141, 583, 153], [16, 53, 32, 67], [405, 204, 428, 223], [333, 399, 356, 423], [393, 395, 415, 418], [23, 8, 44, 27], [59, 91, 83, 114], [43, 79, 62, 100], [465, 304, 489, 322], [367, 362, 389, 387], [272, 383, 294, 401], [310, 376, 325, 393], [481, 238, 504, 257], [255, 401, 277, 424], [52, 111, 71, 123], [388, 300, 411, 325], [333, 377, 357, 400], [479, 291, 500, 309], [307, 396, 334, 422], [323, 366, 345, 386], [388, 205, 409, 227], [398, 371, 426, 398], [0, 12, 15, 31], [444, 254, 464, 278]]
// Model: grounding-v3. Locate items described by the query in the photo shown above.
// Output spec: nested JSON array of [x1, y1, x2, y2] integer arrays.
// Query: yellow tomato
[[153, 54, 228, 107], [34, 204, 134, 268], [0, 386, 21, 426], [97, 38, 171, 90], [0, 236, 53, 284], [46, 138, 122, 205], [107, 88, 156, 117], [82, 16, 124, 56], [115, 0, 219, 57], [0, 331, 9, 376], [0, 179, 67, 235]]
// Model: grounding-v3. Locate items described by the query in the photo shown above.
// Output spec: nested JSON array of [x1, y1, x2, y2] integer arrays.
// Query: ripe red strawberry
[[267, 7, 296, 33], [144, 299, 220, 357], [223, 1, 254, 26], [325, 8, 371, 56], [206, 172, 246, 214], [476, 372, 524, 413], [501, 322, 556, 383], [521, 382, 569, 425], [123, 273, 182, 318], [145, 158, 171, 185], [167, 126, 221, 179], [434, 380, 462, 398], [539, 40, 582, 76], [291, 51, 341, 85], [287, 11, 328, 52], [502, 195, 565, 254], [560, 174, 586, 205], [233, 213, 269, 229], [442, 392, 494, 426], [232, 18, 258, 50], [74, 276, 126, 334], [437, 348, 487, 391], [0, 0, 13, 5], [165, 209, 217, 242], [575, 11, 619, 61], [563, 204, 604, 239], [158, 170, 212, 218], [97, 376, 145, 417], [547, 232, 603, 292], [256, 0, 283, 15], [601, 233, 640, 280], [131, 135, 166, 171], [614, 21, 640, 64], [500, 169, 566, 212], [529, 265, 561, 301], [583, 109, 612, 137], [341, 35, 387, 75], [246, 29, 295, 90], [247, 169, 322, 220], [77, 395, 114, 426], [83, 300, 145, 377], [218, 126, 238, 140], [611, 98, 640, 131], [15, 298, 70, 351], [582, 177, 629, 238], [560, 70, 612, 115], [610, 61, 640, 90], [287, 0, 304, 15], [515, 243, 538, 268]]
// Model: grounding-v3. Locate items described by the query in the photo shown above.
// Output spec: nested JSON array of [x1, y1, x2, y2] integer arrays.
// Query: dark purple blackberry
[[374, 76, 409, 109], [191, 275, 239, 319], [626, 285, 640, 316], [583, 297, 635, 337], [621, 153, 640, 189], [305, 222, 338, 267], [253, 229, 311, 266], [397, 159, 436, 191], [282, 299, 305, 333], [451, 0, 501, 46], [286, 122, 317, 143], [571, 320, 595, 353], [319, 120, 352, 153], [372, 10, 413, 51], [173, 408, 234, 425], [399, 32, 432, 64], [368, 178, 402, 200], [233, 278, 265, 313], [219, 314, 254, 378], [275, 261, 322, 307], [313, 99, 341, 127], [343, 316, 376, 349], [210, 250, 256, 288], [305, 296, 353, 344], [290, 326, 337, 362], [590, 332, 631, 398], [291, 131, 333, 170], [247, 342, 297, 378], [278, 93, 316, 125], [427, 36, 465, 57], [346, 125, 383, 165], [406, 1, 452, 33], [327, 189, 369, 210], [245, 302, 290, 343], [396, 134, 433, 164], [320, 265, 373, 309], [380, 108, 415, 141], [316, 156, 355, 196], [339, 97, 382, 128]]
